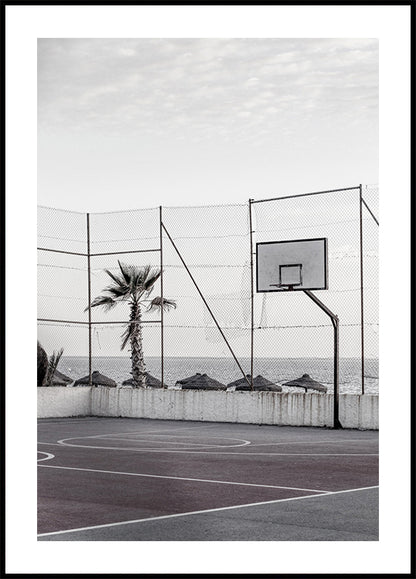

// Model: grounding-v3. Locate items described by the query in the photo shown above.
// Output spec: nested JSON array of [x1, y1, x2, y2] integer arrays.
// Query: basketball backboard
[[256, 237, 328, 292]]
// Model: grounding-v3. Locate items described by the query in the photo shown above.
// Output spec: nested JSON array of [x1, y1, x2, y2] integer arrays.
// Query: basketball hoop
[[269, 282, 301, 291]]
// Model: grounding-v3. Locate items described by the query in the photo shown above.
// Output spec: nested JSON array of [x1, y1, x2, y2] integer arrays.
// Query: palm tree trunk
[[129, 301, 146, 388]]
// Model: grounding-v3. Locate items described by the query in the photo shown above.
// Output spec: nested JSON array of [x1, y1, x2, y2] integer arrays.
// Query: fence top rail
[[37, 247, 88, 257], [252, 186, 361, 205], [37, 318, 161, 325], [86, 204, 246, 215], [38, 185, 377, 214], [162, 201, 247, 210], [38, 204, 86, 215], [90, 249, 161, 256], [38, 201, 248, 215]]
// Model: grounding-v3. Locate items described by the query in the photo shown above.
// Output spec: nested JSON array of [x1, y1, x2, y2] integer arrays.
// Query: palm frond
[[103, 283, 130, 299], [146, 285, 154, 298], [132, 264, 152, 288], [147, 296, 177, 312], [86, 295, 117, 312], [118, 260, 133, 286], [143, 269, 162, 292], [104, 268, 126, 287], [120, 323, 133, 350]]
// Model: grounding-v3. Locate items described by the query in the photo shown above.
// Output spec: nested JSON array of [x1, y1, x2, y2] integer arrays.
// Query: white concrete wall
[[37, 387, 92, 418], [37, 387, 378, 429], [89, 388, 378, 430], [339, 393, 379, 430]]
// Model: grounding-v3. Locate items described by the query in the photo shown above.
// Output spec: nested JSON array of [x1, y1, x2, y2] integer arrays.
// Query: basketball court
[[38, 417, 379, 541]]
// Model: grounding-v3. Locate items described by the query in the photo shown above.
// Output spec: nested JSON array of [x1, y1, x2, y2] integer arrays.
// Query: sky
[[38, 38, 378, 211]]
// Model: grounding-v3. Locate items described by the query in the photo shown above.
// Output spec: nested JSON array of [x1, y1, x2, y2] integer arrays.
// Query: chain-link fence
[[251, 186, 378, 394], [37, 185, 378, 395]]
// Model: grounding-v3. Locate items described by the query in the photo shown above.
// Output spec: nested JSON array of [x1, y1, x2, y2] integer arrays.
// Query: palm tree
[[87, 262, 176, 388]]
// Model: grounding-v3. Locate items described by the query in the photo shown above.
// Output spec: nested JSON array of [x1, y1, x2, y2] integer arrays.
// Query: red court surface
[[38, 417, 379, 541]]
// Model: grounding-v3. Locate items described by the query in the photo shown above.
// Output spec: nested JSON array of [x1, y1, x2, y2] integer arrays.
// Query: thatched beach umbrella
[[73, 370, 117, 388], [228, 374, 282, 392], [282, 373, 327, 393], [51, 369, 73, 386], [176, 373, 226, 391], [175, 373, 200, 387], [122, 372, 166, 388], [227, 374, 251, 389]]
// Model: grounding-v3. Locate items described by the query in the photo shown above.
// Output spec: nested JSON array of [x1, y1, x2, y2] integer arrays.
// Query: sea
[[59, 356, 379, 395]]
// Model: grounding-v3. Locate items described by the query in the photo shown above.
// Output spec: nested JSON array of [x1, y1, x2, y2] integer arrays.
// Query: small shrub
[[37, 342, 48, 386]]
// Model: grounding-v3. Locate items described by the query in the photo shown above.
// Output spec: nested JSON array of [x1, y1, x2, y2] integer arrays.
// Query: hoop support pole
[[303, 290, 342, 429]]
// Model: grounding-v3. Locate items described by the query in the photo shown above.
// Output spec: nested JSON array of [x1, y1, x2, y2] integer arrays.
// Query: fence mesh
[[37, 186, 378, 394], [252, 188, 362, 392]]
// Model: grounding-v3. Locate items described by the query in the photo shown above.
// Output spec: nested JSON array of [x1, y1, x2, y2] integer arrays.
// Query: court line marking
[[58, 432, 252, 452], [89, 430, 251, 445], [38, 419, 105, 424], [97, 432, 251, 446], [53, 438, 378, 456], [38, 422, 219, 440], [37, 452, 55, 462], [39, 421, 377, 453], [102, 434, 377, 449], [250, 438, 379, 447], [37, 423, 220, 448], [86, 423, 220, 439], [38, 463, 330, 494], [86, 435, 251, 450], [62, 425, 252, 449], [39, 419, 378, 446], [37, 485, 379, 538], [92, 437, 250, 449]]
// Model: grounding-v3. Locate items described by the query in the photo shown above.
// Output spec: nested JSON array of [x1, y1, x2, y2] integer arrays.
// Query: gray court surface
[[37, 417, 379, 541]]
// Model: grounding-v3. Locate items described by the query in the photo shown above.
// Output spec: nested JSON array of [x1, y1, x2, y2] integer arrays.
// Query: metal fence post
[[332, 315, 340, 428], [359, 184, 365, 395], [249, 199, 254, 390], [159, 206, 165, 388], [86, 213, 92, 387]]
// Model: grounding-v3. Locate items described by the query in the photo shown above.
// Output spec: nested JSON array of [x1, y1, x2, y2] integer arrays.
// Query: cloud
[[38, 38, 378, 143], [118, 47, 136, 57]]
